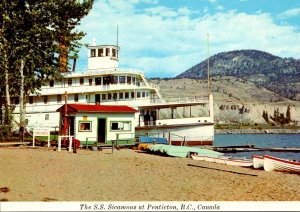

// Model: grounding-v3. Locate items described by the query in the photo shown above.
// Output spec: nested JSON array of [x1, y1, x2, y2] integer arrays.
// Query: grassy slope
[[150, 77, 300, 124]]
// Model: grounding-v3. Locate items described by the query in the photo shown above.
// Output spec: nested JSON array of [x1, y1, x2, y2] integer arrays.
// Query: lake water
[[214, 134, 300, 161]]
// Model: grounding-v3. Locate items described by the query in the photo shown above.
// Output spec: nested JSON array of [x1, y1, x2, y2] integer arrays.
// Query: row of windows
[[50, 76, 138, 87], [98, 91, 149, 102], [27, 91, 149, 105], [78, 121, 131, 132], [90, 48, 118, 58], [28, 94, 78, 104]]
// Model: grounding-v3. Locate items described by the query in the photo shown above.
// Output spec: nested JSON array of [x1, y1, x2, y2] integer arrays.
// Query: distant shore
[[215, 128, 300, 134]]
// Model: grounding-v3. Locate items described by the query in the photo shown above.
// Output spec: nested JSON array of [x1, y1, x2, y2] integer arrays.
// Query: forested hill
[[175, 50, 300, 100]]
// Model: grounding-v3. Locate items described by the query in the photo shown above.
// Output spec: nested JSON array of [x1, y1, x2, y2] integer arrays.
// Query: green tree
[[0, 0, 94, 140], [285, 105, 291, 124]]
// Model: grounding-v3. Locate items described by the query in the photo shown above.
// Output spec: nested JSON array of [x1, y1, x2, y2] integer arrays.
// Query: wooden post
[[112, 141, 115, 154], [58, 136, 61, 152], [68, 136, 72, 152], [47, 131, 50, 148], [63, 92, 68, 146]]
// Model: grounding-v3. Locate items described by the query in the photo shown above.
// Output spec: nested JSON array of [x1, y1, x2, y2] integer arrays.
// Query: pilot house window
[[98, 48, 103, 57], [106, 48, 110, 56], [112, 49, 116, 57], [91, 49, 96, 57]]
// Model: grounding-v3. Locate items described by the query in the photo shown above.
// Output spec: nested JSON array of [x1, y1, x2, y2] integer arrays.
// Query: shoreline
[[215, 128, 300, 134], [1, 147, 300, 201]]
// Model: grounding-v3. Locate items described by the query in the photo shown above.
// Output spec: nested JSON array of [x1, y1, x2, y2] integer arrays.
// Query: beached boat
[[252, 155, 264, 169], [191, 155, 253, 167], [11, 39, 215, 146], [224, 157, 253, 167], [263, 155, 300, 173], [147, 144, 222, 158]]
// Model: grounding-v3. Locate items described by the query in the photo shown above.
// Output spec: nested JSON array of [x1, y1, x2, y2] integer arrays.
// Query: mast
[[116, 25, 119, 47], [207, 33, 210, 99]]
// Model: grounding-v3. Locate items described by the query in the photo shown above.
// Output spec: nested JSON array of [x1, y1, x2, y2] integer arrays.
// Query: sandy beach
[[0, 146, 299, 202]]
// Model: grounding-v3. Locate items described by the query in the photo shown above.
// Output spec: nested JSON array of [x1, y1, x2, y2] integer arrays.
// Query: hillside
[[176, 50, 300, 100], [150, 78, 300, 124]]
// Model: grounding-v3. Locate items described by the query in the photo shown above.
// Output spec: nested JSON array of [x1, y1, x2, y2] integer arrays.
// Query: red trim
[[253, 155, 263, 159], [264, 155, 300, 166], [57, 104, 137, 113]]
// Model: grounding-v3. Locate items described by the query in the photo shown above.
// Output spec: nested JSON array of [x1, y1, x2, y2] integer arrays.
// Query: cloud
[[76, 0, 300, 77], [279, 8, 300, 19]]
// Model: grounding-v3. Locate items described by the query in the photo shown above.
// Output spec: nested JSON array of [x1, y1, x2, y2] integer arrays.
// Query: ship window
[[119, 76, 125, 84], [125, 92, 129, 99], [106, 48, 110, 56], [132, 77, 136, 84], [68, 79, 72, 86], [49, 80, 54, 87], [131, 92, 135, 99], [127, 76, 131, 84], [95, 77, 101, 85], [89, 78, 93, 85], [80, 78, 84, 85], [79, 121, 92, 132], [43, 96, 48, 104], [98, 48, 103, 57], [103, 76, 111, 85], [113, 93, 117, 100], [119, 92, 124, 99], [108, 93, 112, 100], [137, 92, 141, 98], [74, 94, 78, 102], [102, 94, 106, 101], [110, 121, 131, 131], [112, 48, 116, 57], [142, 92, 145, 98], [91, 49, 96, 57], [29, 96, 34, 104], [57, 95, 62, 103], [114, 76, 118, 84], [45, 114, 49, 120]]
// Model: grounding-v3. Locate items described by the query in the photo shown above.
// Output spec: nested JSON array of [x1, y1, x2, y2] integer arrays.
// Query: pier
[[209, 145, 300, 153]]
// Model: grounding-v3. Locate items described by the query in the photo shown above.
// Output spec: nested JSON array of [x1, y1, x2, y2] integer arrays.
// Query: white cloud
[[279, 8, 300, 19], [76, 0, 300, 77]]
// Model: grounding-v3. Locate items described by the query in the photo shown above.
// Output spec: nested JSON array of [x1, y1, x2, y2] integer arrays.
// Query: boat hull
[[263, 155, 300, 173], [253, 155, 264, 169], [135, 122, 214, 146], [192, 155, 253, 167]]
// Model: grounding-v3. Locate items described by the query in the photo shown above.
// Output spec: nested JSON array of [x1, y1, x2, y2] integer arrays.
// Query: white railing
[[38, 82, 160, 96], [149, 96, 209, 104], [63, 68, 144, 77]]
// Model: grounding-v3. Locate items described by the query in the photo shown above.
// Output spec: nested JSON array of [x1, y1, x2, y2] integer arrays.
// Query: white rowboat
[[263, 155, 300, 173], [252, 155, 264, 169], [191, 155, 253, 167]]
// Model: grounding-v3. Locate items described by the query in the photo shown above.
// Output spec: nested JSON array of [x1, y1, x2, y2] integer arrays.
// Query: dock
[[209, 145, 300, 153]]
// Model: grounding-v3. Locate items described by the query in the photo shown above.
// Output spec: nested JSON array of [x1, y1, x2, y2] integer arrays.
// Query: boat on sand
[[191, 154, 253, 167], [263, 155, 300, 174], [147, 144, 223, 158], [252, 155, 264, 169]]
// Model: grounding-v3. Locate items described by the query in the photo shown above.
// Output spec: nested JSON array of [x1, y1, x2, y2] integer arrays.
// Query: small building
[[57, 104, 138, 146]]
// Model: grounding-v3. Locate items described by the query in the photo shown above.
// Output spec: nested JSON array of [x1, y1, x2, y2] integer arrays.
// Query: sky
[[75, 0, 300, 78]]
